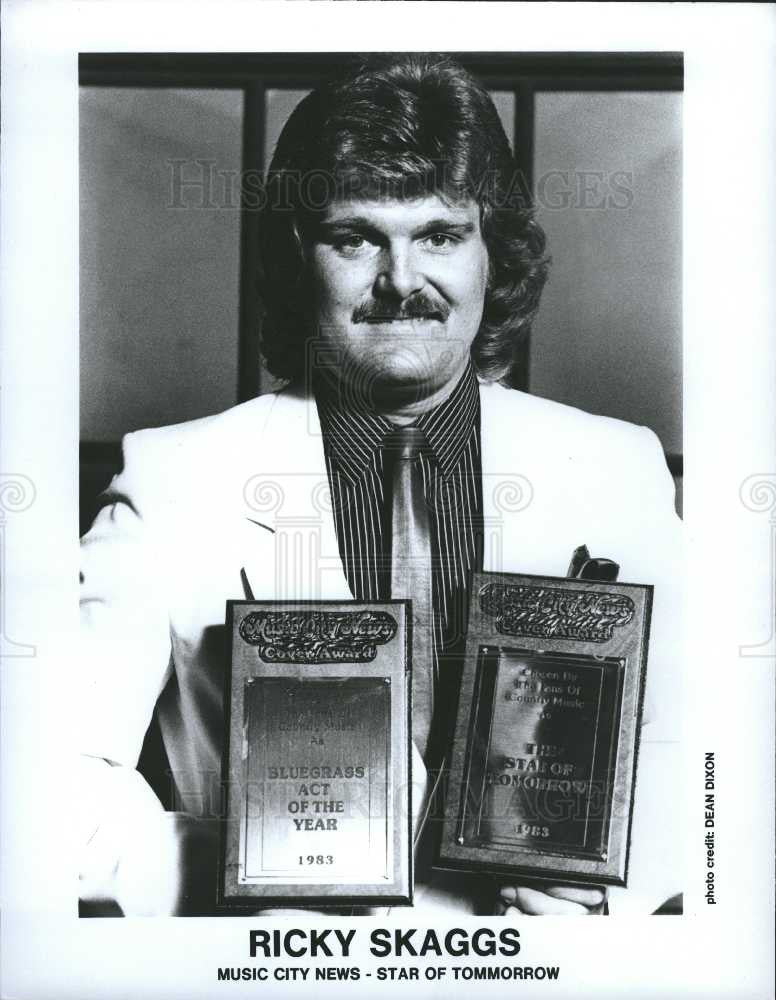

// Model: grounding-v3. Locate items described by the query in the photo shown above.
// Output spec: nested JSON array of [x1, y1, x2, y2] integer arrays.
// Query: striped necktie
[[384, 426, 435, 759]]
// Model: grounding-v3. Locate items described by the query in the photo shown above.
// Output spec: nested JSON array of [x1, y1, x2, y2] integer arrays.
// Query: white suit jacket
[[80, 380, 682, 912]]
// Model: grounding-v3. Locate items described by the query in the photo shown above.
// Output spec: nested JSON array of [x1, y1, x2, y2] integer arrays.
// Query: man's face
[[308, 194, 489, 408]]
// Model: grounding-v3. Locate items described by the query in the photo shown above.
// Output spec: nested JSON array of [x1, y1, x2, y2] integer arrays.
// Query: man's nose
[[375, 245, 424, 300]]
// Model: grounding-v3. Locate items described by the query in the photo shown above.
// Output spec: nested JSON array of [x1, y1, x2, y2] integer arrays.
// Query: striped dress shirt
[[315, 364, 483, 720]]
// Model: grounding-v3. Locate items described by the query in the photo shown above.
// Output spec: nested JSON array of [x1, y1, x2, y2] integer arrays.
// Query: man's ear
[[486, 257, 495, 293], [288, 219, 316, 308], [292, 219, 309, 265]]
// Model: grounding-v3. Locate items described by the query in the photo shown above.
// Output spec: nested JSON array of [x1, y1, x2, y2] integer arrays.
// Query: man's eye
[[423, 233, 458, 249], [334, 234, 369, 253]]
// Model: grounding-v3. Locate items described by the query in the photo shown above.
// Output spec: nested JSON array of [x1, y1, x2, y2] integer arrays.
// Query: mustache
[[352, 294, 450, 324]]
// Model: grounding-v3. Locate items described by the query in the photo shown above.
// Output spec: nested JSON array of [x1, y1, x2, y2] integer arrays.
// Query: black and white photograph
[[77, 50, 683, 920], [1, 3, 774, 998]]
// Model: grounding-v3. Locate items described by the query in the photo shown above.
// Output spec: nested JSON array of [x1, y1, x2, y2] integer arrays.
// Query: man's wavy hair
[[259, 54, 549, 385]]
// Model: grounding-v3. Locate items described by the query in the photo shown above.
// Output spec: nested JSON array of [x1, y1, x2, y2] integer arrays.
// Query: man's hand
[[114, 812, 220, 916], [82, 804, 220, 917], [497, 884, 606, 916], [79, 758, 221, 916]]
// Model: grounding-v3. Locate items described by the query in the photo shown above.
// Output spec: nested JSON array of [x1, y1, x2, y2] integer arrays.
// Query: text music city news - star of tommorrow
[[78, 53, 681, 918]]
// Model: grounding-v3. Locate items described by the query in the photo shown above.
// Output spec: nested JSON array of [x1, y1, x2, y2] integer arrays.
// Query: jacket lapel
[[480, 381, 580, 577], [479, 381, 534, 574], [240, 385, 352, 601]]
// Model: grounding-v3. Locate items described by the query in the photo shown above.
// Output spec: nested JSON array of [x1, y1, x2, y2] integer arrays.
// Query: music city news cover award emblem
[[220, 600, 413, 907], [438, 571, 652, 887]]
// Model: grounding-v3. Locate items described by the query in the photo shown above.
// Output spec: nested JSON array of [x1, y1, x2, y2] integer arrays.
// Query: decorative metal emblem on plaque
[[479, 582, 635, 643], [239, 609, 398, 663]]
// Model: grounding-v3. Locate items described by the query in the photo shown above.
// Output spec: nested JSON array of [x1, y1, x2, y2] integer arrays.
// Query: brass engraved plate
[[244, 677, 390, 880], [220, 600, 412, 907], [460, 648, 622, 860]]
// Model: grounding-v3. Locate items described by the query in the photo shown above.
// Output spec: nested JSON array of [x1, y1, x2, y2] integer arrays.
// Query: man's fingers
[[498, 884, 605, 909], [512, 886, 591, 916], [545, 885, 605, 906]]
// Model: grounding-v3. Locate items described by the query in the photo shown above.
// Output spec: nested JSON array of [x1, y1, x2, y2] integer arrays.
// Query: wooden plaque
[[437, 571, 652, 887], [220, 600, 413, 907]]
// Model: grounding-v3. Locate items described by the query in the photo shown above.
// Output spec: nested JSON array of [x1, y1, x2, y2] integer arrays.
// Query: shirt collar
[[315, 362, 480, 482], [415, 362, 480, 477]]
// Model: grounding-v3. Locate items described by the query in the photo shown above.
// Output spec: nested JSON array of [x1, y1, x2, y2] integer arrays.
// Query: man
[[79, 54, 681, 916]]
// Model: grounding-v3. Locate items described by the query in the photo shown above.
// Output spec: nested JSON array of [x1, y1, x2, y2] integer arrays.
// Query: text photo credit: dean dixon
[[78, 52, 682, 919]]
